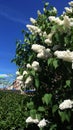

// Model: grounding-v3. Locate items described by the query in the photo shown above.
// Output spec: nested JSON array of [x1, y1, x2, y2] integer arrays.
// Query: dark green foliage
[[0, 90, 29, 130], [11, 1, 73, 130]]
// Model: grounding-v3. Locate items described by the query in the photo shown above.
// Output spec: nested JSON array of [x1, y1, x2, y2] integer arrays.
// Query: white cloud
[[0, 74, 9, 78], [0, 4, 28, 25]]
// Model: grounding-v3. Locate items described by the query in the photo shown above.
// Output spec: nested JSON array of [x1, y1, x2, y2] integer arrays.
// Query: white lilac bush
[[12, 1, 73, 130]]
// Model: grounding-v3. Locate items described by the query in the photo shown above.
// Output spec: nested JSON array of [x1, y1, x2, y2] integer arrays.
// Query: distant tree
[[0, 75, 15, 89]]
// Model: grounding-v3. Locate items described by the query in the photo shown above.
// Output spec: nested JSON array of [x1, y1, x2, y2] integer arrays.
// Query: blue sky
[[0, 0, 71, 77]]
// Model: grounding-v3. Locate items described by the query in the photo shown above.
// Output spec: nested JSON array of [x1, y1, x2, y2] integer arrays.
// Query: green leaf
[[35, 78, 40, 88], [64, 80, 71, 88], [36, 114, 41, 120], [48, 58, 53, 66], [27, 101, 34, 109], [28, 55, 33, 62], [55, 33, 60, 42], [52, 105, 58, 114], [30, 109, 36, 118], [58, 110, 71, 122], [53, 59, 58, 69], [48, 58, 58, 69], [42, 93, 52, 105], [66, 80, 70, 87], [38, 106, 45, 112], [58, 111, 66, 122], [30, 70, 36, 76], [50, 124, 57, 130]]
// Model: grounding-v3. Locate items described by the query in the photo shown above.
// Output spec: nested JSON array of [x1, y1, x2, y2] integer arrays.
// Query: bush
[[13, 1, 73, 130], [0, 90, 30, 129]]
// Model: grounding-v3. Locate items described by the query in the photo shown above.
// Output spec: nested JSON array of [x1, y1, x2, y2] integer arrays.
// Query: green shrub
[[12, 1, 73, 130], [0, 90, 30, 129]]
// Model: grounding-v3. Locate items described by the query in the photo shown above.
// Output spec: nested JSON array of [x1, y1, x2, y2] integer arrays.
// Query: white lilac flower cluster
[[37, 10, 41, 16], [53, 7, 57, 13], [16, 70, 33, 89], [23, 70, 28, 76], [16, 75, 23, 80], [26, 116, 39, 124], [54, 50, 73, 69], [27, 24, 54, 46], [65, 1, 73, 13], [69, 1, 73, 6], [26, 25, 41, 35], [26, 61, 40, 71], [32, 61, 40, 71], [27, 17, 55, 45], [16, 71, 20, 76], [26, 116, 49, 128], [44, 31, 54, 45], [65, 7, 72, 13], [22, 69, 33, 88], [16, 71, 24, 89], [49, 15, 73, 28], [30, 17, 37, 24], [49, 2, 73, 29], [43, 5, 57, 14], [16, 61, 40, 90], [59, 99, 73, 110], [37, 118, 48, 128], [24, 76, 33, 87], [31, 44, 51, 59]]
